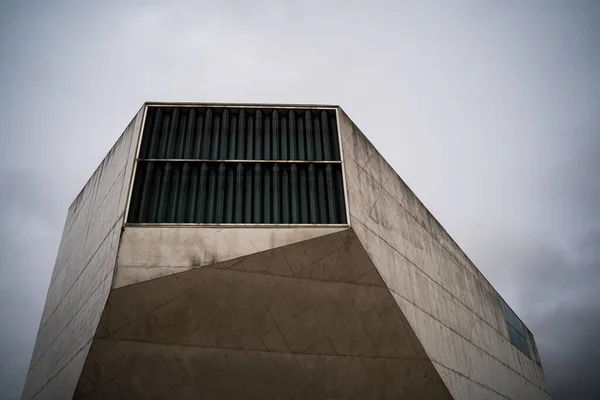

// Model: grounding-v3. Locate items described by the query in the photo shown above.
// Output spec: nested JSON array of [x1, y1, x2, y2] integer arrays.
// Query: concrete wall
[[114, 226, 348, 288], [21, 108, 144, 400], [339, 108, 550, 400], [77, 230, 453, 399], [22, 102, 551, 399]]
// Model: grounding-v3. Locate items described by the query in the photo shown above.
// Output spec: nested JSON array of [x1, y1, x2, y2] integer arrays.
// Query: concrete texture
[[23, 103, 550, 399], [21, 108, 145, 400], [114, 226, 348, 288], [76, 230, 452, 399], [339, 108, 550, 399]]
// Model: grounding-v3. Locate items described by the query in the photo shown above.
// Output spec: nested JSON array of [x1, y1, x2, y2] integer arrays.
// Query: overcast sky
[[1, 1, 598, 399]]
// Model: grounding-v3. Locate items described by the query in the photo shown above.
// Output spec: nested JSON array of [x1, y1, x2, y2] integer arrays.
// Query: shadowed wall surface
[[77, 231, 451, 399]]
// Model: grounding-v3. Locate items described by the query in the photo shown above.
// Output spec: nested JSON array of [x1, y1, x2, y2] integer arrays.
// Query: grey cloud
[[476, 228, 600, 399]]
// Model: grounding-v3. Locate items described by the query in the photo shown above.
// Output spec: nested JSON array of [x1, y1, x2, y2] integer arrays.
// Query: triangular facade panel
[[77, 230, 452, 399]]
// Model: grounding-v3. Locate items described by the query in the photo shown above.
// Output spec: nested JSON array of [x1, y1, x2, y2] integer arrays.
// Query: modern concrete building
[[22, 103, 550, 399]]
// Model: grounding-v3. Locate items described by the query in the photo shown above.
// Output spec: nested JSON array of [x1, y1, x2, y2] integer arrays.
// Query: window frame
[[124, 104, 350, 227]]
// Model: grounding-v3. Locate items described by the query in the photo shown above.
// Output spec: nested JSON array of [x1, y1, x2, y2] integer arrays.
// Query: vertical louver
[[128, 106, 347, 225], [138, 107, 340, 161]]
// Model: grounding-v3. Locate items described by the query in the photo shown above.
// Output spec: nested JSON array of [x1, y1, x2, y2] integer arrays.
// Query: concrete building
[[22, 103, 550, 399]]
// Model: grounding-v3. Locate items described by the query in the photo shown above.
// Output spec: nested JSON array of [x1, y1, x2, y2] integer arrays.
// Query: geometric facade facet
[[21, 103, 550, 399]]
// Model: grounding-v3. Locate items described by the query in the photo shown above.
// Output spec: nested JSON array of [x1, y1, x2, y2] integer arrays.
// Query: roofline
[[144, 101, 340, 109]]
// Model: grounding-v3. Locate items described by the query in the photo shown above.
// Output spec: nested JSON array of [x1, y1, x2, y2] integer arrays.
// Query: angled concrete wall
[[339, 108, 550, 399], [114, 226, 348, 288], [76, 230, 453, 399], [21, 108, 144, 400]]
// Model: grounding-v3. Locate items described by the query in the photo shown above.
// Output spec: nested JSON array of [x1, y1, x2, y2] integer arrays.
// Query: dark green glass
[[175, 114, 187, 159], [224, 167, 235, 223], [228, 116, 237, 160], [317, 168, 327, 223], [131, 106, 346, 225], [147, 108, 162, 158], [236, 110, 246, 160], [321, 111, 332, 161], [299, 167, 308, 223], [297, 118, 305, 160], [305, 111, 314, 161], [244, 169, 253, 223], [308, 164, 317, 223], [282, 169, 290, 224], [234, 164, 244, 223], [176, 163, 190, 222], [166, 109, 179, 158], [201, 109, 213, 159], [156, 162, 173, 222], [158, 115, 170, 159], [167, 164, 180, 222], [325, 165, 337, 224], [254, 164, 262, 222], [334, 168, 346, 223], [290, 164, 299, 223], [197, 164, 209, 222], [137, 162, 154, 222], [263, 169, 271, 223], [219, 110, 230, 159], [188, 165, 199, 222], [263, 118, 271, 160], [281, 116, 288, 161], [254, 110, 262, 160], [329, 114, 340, 160], [246, 117, 254, 160], [215, 163, 226, 222], [272, 164, 280, 223], [193, 114, 204, 159], [272, 110, 279, 160], [314, 117, 323, 161], [288, 110, 297, 160], [211, 116, 221, 160], [206, 168, 217, 223]]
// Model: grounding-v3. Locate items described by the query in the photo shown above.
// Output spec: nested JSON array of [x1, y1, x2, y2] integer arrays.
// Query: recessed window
[[500, 298, 535, 359], [127, 106, 347, 225]]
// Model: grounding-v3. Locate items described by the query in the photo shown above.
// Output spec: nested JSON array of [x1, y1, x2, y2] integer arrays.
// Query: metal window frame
[[137, 159, 343, 164], [336, 107, 351, 226], [144, 102, 339, 110], [126, 223, 351, 228], [123, 103, 351, 227]]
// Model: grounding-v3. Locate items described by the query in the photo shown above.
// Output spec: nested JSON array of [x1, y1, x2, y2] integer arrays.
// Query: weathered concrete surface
[[21, 108, 145, 400], [23, 103, 552, 399], [339, 108, 550, 400], [76, 230, 453, 399], [114, 226, 348, 288]]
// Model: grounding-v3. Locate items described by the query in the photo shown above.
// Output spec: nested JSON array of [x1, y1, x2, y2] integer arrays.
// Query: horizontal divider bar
[[137, 159, 343, 164], [126, 223, 350, 228]]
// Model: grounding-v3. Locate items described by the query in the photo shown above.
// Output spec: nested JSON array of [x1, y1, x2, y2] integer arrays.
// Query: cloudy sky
[[1, 1, 598, 399]]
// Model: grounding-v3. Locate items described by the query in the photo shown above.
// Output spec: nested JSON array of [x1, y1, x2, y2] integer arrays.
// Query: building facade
[[22, 103, 550, 399]]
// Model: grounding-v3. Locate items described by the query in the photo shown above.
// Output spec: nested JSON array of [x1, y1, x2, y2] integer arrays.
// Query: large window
[[127, 106, 347, 225], [500, 298, 535, 359]]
